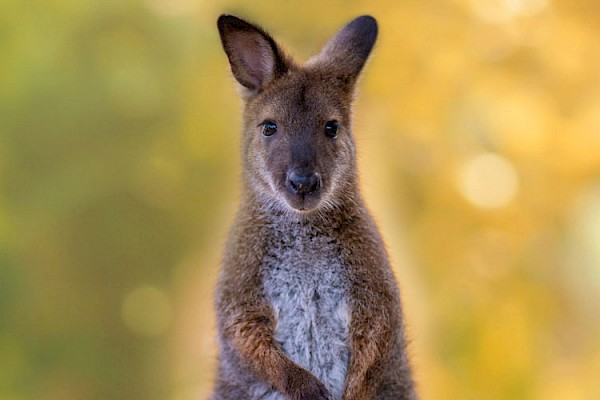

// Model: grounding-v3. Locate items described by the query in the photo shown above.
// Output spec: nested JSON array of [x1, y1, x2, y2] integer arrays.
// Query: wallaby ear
[[217, 15, 289, 95], [313, 15, 378, 86]]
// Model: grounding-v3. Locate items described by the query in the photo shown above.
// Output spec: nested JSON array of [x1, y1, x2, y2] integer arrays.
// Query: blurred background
[[2, 0, 600, 399]]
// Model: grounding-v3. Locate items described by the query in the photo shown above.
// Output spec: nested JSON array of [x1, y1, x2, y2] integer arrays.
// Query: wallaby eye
[[262, 121, 277, 137], [324, 120, 339, 138]]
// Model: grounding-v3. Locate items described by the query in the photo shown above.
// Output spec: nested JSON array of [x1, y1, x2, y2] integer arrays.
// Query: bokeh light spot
[[458, 153, 519, 209], [122, 286, 172, 337], [470, 0, 549, 24]]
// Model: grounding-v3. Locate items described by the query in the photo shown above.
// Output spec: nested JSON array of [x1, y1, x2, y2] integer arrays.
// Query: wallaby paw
[[297, 381, 333, 400], [292, 383, 332, 400], [286, 369, 333, 400]]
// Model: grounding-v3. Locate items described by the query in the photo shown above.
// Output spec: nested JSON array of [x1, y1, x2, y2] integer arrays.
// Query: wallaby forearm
[[223, 306, 332, 399], [223, 314, 288, 389], [340, 220, 406, 399], [342, 285, 398, 399], [343, 313, 397, 399]]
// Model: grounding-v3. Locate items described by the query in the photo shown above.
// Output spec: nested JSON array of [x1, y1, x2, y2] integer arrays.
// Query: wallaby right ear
[[217, 15, 289, 95], [312, 15, 378, 88]]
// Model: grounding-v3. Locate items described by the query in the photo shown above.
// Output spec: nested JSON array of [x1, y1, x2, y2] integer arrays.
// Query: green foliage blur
[[1, 0, 599, 399]]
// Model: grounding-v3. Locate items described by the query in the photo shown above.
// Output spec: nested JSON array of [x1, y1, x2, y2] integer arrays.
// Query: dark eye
[[324, 120, 339, 138], [262, 121, 277, 137]]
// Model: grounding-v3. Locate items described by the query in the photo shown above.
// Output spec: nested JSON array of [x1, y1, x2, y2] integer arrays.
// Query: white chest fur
[[261, 223, 351, 399]]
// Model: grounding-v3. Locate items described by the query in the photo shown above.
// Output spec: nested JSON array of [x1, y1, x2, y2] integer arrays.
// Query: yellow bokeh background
[[1, 0, 600, 399]]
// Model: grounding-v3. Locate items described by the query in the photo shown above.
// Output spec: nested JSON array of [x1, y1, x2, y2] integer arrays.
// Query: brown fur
[[213, 14, 417, 400]]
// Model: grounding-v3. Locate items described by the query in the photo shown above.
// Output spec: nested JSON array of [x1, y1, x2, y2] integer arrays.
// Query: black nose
[[288, 170, 321, 195]]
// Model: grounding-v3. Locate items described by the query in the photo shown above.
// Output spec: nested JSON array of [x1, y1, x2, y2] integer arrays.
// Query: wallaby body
[[213, 14, 417, 400]]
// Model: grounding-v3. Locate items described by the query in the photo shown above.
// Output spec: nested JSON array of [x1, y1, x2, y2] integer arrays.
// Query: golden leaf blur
[[1, 0, 599, 399]]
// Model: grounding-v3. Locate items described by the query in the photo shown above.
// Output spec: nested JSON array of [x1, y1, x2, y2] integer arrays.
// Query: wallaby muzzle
[[281, 139, 324, 211], [282, 168, 322, 211], [288, 170, 321, 195]]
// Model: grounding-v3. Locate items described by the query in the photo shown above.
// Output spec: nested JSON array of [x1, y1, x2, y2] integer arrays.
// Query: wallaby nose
[[288, 170, 321, 195]]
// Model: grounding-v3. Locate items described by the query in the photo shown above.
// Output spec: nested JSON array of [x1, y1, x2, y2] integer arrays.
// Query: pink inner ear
[[231, 31, 274, 88]]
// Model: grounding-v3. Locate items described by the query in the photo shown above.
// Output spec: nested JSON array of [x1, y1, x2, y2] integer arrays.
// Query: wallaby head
[[218, 15, 377, 213]]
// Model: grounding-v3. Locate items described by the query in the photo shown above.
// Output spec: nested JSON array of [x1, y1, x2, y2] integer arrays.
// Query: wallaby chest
[[261, 221, 351, 399]]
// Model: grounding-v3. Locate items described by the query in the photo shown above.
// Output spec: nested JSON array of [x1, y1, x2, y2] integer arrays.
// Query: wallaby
[[213, 14, 417, 400]]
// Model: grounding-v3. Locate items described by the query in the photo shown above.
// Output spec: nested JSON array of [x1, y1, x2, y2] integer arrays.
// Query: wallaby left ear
[[313, 15, 378, 86], [217, 15, 289, 95]]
